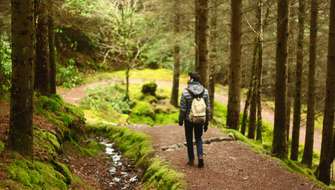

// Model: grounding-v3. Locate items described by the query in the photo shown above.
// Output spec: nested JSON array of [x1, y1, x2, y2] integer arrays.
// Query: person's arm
[[204, 89, 211, 122], [179, 91, 187, 126], [204, 89, 211, 132]]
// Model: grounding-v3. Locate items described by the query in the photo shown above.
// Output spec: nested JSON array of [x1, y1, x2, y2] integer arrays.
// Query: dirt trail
[[133, 125, 320, 190], [60, 77, 322, 151], [59, 77, 326, 190]]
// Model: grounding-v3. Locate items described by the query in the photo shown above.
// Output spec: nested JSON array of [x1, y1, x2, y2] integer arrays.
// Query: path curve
[[59, 77, 322, 151], [58, 77, 325, 190]]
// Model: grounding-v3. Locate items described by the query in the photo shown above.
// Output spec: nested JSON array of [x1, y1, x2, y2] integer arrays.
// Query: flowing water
[[99, 139, 140, 190]]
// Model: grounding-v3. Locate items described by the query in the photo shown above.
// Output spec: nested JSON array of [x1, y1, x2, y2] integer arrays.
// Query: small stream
[[99, 138, 140, 190]]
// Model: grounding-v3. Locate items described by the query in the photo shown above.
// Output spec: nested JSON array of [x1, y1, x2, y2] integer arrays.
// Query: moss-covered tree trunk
[[227, 0, 242, 130], [35, 0, 50, 95], [170, 0, 181, 107], [49, 14, 56, 95], [272, 0, 289, 159], [7, 0, 35, 156], [291, 0, 305, 161], [302, 0, 318, 168], [318, 0, 335, 184]]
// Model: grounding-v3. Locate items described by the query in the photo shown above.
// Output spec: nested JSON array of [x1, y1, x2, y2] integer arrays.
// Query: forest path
[[58, 76, 324, 189], [132, 125, 320, 190], [59, 76, 322, 151]]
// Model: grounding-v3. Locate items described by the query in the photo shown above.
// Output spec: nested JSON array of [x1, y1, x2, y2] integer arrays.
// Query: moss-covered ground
[[81, 83, 179, 126], [0, 95, 89, 190]]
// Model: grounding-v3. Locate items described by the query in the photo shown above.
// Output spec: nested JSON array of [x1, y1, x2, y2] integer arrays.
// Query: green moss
[[132, 101, 155, 118], [0, 141, 4, 154], [35, 95, 62, 113], [52, 161, 73, 184], [69, 138, 104, 157], [0, 179, 30, 190], [6, 159, 68, 190], [33, 128, 61, 160], [143, 158, 184, 190], [155, 112, 179, 125]]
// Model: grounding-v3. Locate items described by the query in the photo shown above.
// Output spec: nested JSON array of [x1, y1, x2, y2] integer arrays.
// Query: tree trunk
[[170, 0, 181, 107], [286, 96, 292, 142], [241, 40, 258, 135], [195, 0, 199, 70], [125, 67, 130, 101], [49, 14, 56, 95], [195, 0, 209, 87], [272, 0, 289, 159], [248, 84, 257, 139], [256, 0, 264, 142], [318, 0, 335, 184], [35, 0, 50, 95], [291, 0, 305, 161], [248, 0, 264, 140], [208, 0, 218, 117], [302, 0, 318, 168], [7, 0, 35, 156], [227, 0, 242, 130]]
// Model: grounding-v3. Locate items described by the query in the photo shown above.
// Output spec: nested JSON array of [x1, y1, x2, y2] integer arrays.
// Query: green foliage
[[52, 162, 73, 185], [0, 141, 4, 154], [56, 59, 83, 88], [33, 128, 61, 160], [82, 84, 178, 126], [5, 159, 69, 190], [0, 34, 11, 93], [69, 138, 104, 157], [143, 158, 185, 190], [81, 85, 132, 114], [88, 124, 185, 189], [35, 95, 85, 139]]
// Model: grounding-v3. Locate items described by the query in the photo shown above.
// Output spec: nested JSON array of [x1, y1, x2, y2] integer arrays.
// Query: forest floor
[[59, 75, 325, 190]]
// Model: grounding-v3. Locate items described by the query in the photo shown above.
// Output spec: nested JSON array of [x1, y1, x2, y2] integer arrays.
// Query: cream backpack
[[188, 89, 207, 124]]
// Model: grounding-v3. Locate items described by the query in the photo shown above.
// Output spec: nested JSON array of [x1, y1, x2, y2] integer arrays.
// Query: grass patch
[[82, 69, 188, 84], [88, 124, 185, 190]]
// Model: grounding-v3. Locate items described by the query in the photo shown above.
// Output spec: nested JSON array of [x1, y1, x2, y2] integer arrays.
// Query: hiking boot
[[187, 160, 194, 166], [198, 159, 204, 168]]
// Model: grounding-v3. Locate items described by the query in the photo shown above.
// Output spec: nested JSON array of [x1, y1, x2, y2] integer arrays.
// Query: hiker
[[178, 72, 211, 168]]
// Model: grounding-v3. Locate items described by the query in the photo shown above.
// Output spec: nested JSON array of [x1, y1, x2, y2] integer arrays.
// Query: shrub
[[56, 59, 83, 88], [141, 82, 158, 96]]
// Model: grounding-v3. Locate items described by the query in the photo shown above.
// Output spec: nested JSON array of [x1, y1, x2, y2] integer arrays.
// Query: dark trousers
[[184, 120, 204, 161]]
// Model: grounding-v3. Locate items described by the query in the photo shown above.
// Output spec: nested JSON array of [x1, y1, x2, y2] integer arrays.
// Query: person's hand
[[179, 121, 183, 127], [204, 122, 208, 132]]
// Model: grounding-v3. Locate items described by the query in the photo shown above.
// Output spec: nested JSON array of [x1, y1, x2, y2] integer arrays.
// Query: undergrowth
[[81, 84, 179, 126]]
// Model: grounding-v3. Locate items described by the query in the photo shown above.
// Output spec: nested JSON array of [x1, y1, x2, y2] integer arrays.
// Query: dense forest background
[[1, 0, 335, 188]]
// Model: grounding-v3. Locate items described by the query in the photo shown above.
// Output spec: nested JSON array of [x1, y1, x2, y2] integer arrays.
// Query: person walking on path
[[179, 72, 211, 168]]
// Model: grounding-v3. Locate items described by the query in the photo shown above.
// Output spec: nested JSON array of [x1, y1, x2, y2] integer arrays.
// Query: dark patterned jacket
[[178, 80, 211, 126]]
